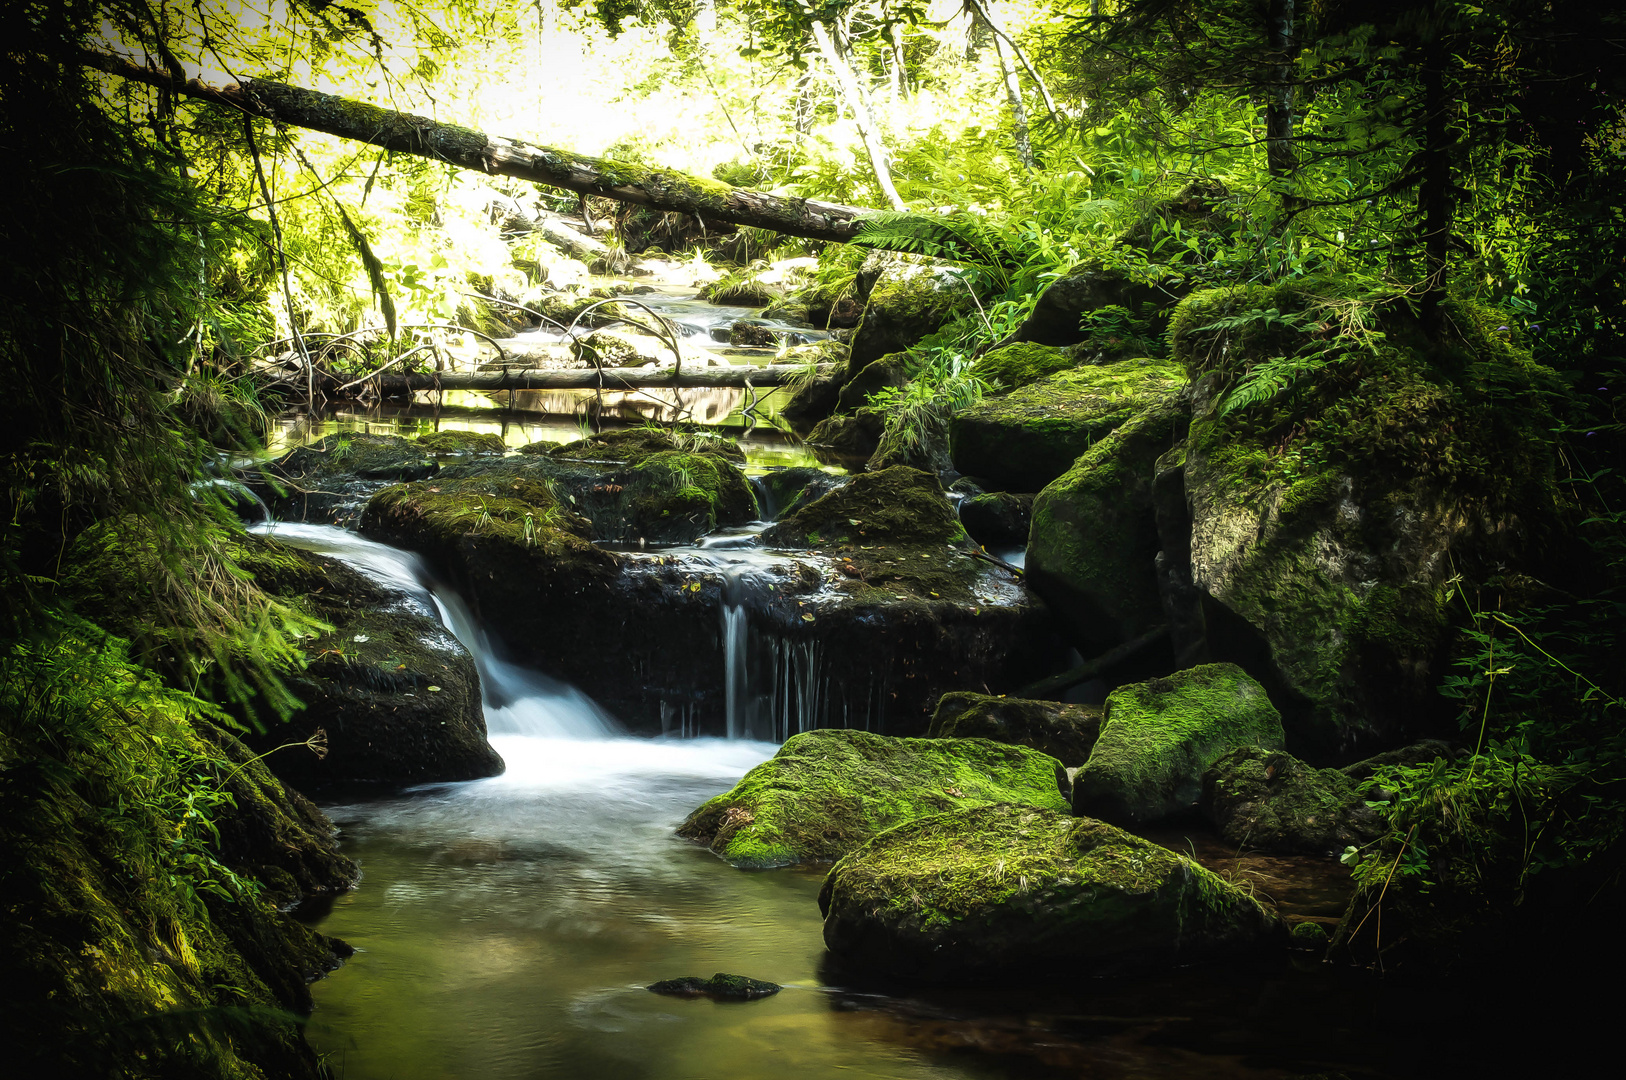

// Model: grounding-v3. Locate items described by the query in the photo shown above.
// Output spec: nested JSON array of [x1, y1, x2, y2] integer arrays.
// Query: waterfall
[[247, 521, 619, 739]]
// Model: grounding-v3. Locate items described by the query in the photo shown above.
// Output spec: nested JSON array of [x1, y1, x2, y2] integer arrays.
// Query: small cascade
[[247, 521, 619, 739]]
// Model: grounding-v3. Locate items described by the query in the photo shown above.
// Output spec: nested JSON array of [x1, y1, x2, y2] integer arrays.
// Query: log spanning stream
[[253, 521, 1398, 1080]]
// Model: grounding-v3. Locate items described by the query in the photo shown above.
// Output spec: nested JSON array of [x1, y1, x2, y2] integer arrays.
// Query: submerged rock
[[647, 973, 781, 1000], [951, 358, 1187, 493], [677, 729, 1070, 868], [761, 466, 963, 548], [818, 803, 1283, 981], [1202, 747, 1384, 855], [928, 692, 1103, 767], [1072, 663, 1285, 825]]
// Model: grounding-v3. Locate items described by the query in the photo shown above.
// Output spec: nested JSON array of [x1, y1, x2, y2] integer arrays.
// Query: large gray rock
[[1072, 663, 1285, 825], [819, 803, 1284, 981], [928, 692, 1102, 766], [1201, 747, 1384, 855]]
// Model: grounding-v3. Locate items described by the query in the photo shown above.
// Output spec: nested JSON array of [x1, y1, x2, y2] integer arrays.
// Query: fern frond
[[853, 211, 1018, 273]]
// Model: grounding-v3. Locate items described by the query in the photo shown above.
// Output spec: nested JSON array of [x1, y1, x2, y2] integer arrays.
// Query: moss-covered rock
[[849, 251, 979, 369], [971, 342, 1078, 390], [762, 466, 963, 547], [416, 429, 507, 455], [869, 403, 954, 475], [1170, 281, 1562, 753], [258, 433, 439, 526], [951, 358, 1187, 493], [1201, 747, 1384, 855], [806, 412, 882, 464], [818, 803, 1283, 981], [647, 973, 781, 1000], [837, 350, 913, 412], [755, 466, 844, 520], [1026, 398, 1190, 654], [545, 426, 747, 465], [958, 491, 1033, 547], [677, 729, 1069, 867], [1072, 663, 1285, 824], [928, 692, 1103, 766]]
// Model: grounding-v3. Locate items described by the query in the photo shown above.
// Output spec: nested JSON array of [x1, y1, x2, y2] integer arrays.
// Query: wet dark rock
[[928, 692, 1102, 766], [762, 466, 962, 548], [257, 433, 438, 527], [647, 973, 781, 1000], [806, 412, 882, 464], [950, 358, 1186, 493], [1339, 739, 1460, 783], [958, 492, 1033, 547], [818, 803, 1283, 982], [1202, 747, 1384, 856], [756, 466, 844, 520], [1072, 664, 1285, 825], [679, 729, 1069, 867], [837, 351, 912, 413], [728, 319, 779, 346]]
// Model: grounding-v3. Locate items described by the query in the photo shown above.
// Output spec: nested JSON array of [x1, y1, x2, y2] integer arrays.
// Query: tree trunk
[[369, 364, 836, 394], [81, 50, 872, 243], [1266, 0, 1297, 184], [808, 20, 907, 211], [977, 7, 1035, 170]]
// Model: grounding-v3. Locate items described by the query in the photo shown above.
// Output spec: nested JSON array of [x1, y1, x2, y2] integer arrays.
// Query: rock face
[[818, 804, 1283, 982], [1072, 664, 1285, 825], [928, 692, 1103, 766], [1166, 283, 1561, 754], [951, 359, 1187, 493], [238, 538, 503, 787], [677, 730, 1070, 867], [958, 491, 1033, 548], [762, 466, 963, 547], [1201, 747, 1384, 855], [1027, 399, 1190, 655], [848, 251, 977, 370]]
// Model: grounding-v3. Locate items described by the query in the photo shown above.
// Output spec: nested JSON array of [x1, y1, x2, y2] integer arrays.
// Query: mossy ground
[[817, 803, 1281, 979], [761, 466, 965, 548], [1074, 663, 1285, 824], [677, 729, 1069, 867]]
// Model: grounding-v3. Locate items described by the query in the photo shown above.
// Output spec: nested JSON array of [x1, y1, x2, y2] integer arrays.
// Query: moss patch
[[542, 426, 746, 465], [676, 729, 1069, 867], [951, 358, 1187, 492], [1201, 746, 1383, 855], [971, 342, 1078, 391], [416, 429, 507, 455], [1073, 663, 1285, 825], [817, 803, 1281, 981], [761, 466, 963, 548]]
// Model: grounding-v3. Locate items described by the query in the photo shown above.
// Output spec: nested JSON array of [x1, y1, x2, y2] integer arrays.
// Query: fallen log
[[81, 50, 871, 243], [374, 364, 835, 394]]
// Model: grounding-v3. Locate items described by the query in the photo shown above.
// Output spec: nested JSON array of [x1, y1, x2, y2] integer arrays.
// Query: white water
[[248, 521, 619, 740]]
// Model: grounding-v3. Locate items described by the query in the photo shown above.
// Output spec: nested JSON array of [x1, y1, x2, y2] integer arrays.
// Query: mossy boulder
[[818, 803, 1283, 981], [869, 403, 953, 475], [1201, 747, 1384, 855], [544, 426, 746, 464], [849, 251, 979, 369], [1026, 398, 1190, 654], [958, 491, 1034, 548], [928, 692, 1103, 766], [677, 729, 1070, 868], [416, 429, 507, 455], [755, 466, 844, 520], [236, 537, 503, 787], [838, 350, 912, 412], [259, 433, 438, 526], [951, 358, 1187, 493], [1169, 281, 1562, 753], [647, 973, 781, 1000], [777, 341, 850, 424], [761, 466, 963, 548], [970, 342, 1078, 390], [806, 412, 882, 464], [1072, 663, 1285, 825]]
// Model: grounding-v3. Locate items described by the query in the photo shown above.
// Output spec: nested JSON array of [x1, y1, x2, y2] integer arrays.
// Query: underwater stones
[[818, 803, 1283, 981], [950, 358, 1187, 493], [761, 466, 962, 548], [677, 729, 1070, 868], [1072, 664, 1285, 825], [1026, 398, 1190, 655], [415, 429, 507, 455], [647, 973, 781, 1000], [1201, 747, 1383, 855], [970, 341, 1078, 390], [238, 538, 503, 786], [928, 692, 1103, 766], [958, 491, 1033, 548], [848, 251, 979, 369]]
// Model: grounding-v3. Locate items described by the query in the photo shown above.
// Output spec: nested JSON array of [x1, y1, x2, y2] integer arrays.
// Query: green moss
[[546, 426, 746, 465], [817, 803, 1281, 979], [366, 474, 596, 554], [676, 729, 1069, 867], [416, 429, 507, 454], [951, 357, 1187, 492], [970, 342, 1078, 391], [1074, 663, 1285, 824], [1201, 746, 1382, 855], [274, 432, 437, 483], [629, 451, 755, 533], [761, 466, 964, 548]]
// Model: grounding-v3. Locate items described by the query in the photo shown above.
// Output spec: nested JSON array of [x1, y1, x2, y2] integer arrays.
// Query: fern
[[1219, 351, 1332, 415], [852, 211, 1020, 278]]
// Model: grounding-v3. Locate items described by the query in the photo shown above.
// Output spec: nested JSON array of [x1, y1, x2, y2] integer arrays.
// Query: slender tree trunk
[[793, 69, 818, 134], [809, 19, 906, 210], [968, 0, 1059, 122], [81, 49, 873, 241], [1266, 0, 1297, 184], [887, 23, 908, 100], [973, 7, 1034, 171]]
